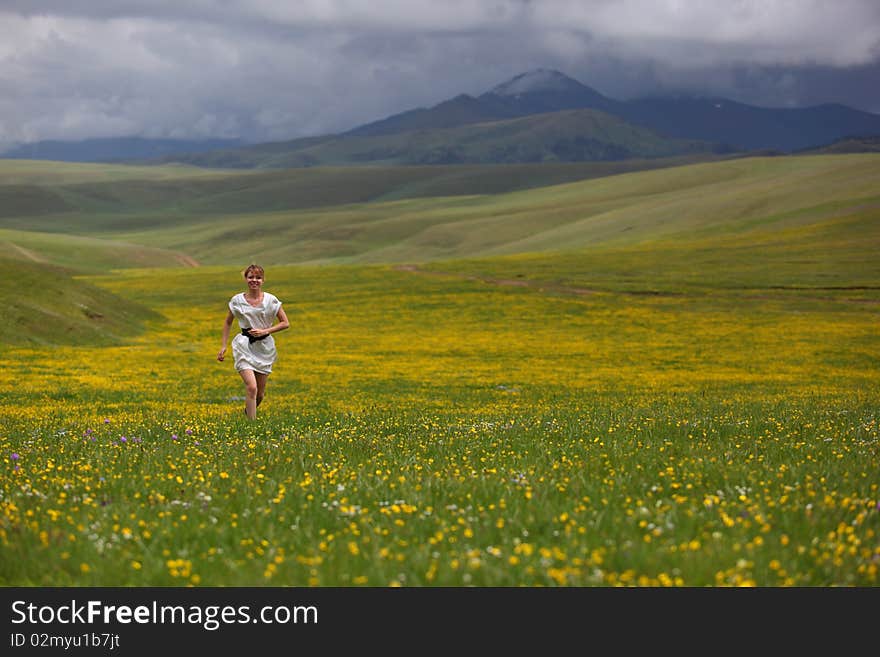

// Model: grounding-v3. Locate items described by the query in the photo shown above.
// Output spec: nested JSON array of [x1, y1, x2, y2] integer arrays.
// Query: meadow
[[0, 154, 878, 586]]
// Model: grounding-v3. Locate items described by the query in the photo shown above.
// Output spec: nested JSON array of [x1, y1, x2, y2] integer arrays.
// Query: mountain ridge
[[349, 68, 880, 153], [4, 69, 880, 166], [166, 107, 726, 168], [1, 136, 243, 163]]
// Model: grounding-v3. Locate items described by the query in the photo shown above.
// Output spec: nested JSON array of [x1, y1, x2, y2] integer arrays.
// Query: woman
[[217, 264, 290, 419]]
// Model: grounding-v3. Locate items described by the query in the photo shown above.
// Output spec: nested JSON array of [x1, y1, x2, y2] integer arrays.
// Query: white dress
[[229, 292, 283, 374]]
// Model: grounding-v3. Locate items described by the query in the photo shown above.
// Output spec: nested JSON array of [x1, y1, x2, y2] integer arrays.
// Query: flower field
[[1, 262, 877, 586]]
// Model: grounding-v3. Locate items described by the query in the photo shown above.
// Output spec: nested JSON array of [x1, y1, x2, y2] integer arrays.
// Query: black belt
[[241, 328, 269, 344]]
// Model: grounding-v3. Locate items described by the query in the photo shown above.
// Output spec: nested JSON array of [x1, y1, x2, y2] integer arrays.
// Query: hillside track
[[393, 264, 880, 304], [4, 240, 47, 263], [174, 253, 201, 267], [394, 263, 602, 297]]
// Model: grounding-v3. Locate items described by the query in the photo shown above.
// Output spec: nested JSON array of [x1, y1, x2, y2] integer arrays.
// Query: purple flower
[[120, 436, 127, 443], [185, 429, 193, 436], [104, 418, 110, 424], [171, 434, 178, 441], [10, 453, 19, 461]]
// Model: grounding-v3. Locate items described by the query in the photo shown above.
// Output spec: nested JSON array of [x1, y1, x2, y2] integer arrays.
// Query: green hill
[[158, 109, 723, 168], [124, 155, 880, 271], [800, 135, 880, 154], [0, 255, 161, 346], [1, 154, 877, 271], [0, 155, 725, 238], [0, 153, 877, 345]]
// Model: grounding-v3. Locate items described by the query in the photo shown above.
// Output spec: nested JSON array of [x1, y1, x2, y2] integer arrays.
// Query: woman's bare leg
[[255, 372, 269, 408], [238, 369, 258, 419]]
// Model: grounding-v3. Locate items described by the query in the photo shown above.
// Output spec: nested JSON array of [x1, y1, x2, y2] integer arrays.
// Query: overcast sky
[[1, 0, 879, 149]]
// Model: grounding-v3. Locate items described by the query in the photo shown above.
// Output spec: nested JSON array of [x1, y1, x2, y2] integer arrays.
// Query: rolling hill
[[0, 254, 162, 345], [0, 155, 725, 238], [1, 136, 243, 163], [799, 135, 880, 154], [1, 153, 876, 270], [1, 153, 877, 344]]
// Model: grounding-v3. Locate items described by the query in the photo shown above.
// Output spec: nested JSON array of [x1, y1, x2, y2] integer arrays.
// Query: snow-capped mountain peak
[[489, 69, 582, 97]]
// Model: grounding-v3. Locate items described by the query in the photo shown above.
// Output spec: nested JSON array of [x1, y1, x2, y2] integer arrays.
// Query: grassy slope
[[0, 153, 877, 343], [0, 228, 201, 270], [417, 153, 880, 294], [0, 160, 230, 185], [0, 156, 721, 228], [0, 255, 162, 346], [122, 153, 880, 272], [2, 154, 877, 269], [0, 155, 727, 268]]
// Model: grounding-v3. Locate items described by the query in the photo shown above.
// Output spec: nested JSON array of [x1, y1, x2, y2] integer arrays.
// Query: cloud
[[1, 1, 879, 147], [532, 0, 880, 66]]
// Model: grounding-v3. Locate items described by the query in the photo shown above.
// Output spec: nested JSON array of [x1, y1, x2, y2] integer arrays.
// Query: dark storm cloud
[[1, 1, 878, 149]]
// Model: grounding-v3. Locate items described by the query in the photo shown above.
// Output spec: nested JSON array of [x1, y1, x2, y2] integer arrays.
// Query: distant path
[[393, 264, 879, 304], [175, 253, 201, 267], [392, 264, 599, 297], [5, 241, 47, 263]]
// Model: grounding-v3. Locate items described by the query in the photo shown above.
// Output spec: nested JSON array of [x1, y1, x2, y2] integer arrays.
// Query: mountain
[[347, 68, 616, 137], [161, 108, 723, 168], [614, 97, 880, 152], [158, 69, 733, 168], [480, 68, 621, 116], [351, 69, 880, 154], [345, 94, 518, 137], [174, 68, 880, 168], [6, 69, 879, 167], [1, 136, 243, 163], [797, 134, 880, 154]]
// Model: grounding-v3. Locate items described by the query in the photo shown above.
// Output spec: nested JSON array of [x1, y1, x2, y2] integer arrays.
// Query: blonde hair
[[242, 263, 264, 278]]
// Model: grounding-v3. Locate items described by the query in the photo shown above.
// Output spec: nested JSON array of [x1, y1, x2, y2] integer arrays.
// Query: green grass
[[0, 255, 161, 346], [1, 154, 876, 274], [0, 156, 719, 231], [0, 153, 877, 586], [0, 262, 877, 586], [1, 153, 877, 347]]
